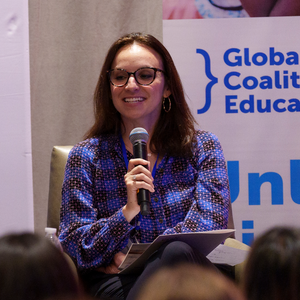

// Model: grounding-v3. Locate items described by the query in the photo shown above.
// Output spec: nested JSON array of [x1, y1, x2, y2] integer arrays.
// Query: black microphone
[[129, 127, 150, 216]]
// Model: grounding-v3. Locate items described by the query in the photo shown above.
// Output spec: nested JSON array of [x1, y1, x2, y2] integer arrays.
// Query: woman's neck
[[121, 123, 156, 157], [121, 121, 155, 146], [120, 123, 162, 172]]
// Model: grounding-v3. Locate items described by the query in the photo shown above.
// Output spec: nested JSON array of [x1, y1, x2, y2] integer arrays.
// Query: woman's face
[[110, 43, 170, 128]]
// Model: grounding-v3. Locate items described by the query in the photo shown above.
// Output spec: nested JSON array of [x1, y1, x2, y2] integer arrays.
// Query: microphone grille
[[129, 127, 149, 144]]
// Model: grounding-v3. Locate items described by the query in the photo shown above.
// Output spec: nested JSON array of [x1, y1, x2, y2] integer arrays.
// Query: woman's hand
[[96, 251, 126, 274], [123, 158, 154, 222]]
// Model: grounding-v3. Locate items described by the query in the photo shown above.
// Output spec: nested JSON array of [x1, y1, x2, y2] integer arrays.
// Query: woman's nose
[[125, 74, 139, 89]]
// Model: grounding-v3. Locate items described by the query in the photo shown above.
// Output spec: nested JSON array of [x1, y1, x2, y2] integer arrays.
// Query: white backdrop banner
[[0, 0, 33, 235], [163, 17, 300, 244]]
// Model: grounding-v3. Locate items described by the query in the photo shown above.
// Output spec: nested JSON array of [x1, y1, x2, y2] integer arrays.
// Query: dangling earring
[[163, 97, 171, 113]]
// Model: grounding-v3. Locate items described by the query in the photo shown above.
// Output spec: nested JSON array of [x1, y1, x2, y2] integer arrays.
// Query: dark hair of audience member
[[242, 226, 300, 300], [135, 263, 246, 300], [0, 232, 81, 300]]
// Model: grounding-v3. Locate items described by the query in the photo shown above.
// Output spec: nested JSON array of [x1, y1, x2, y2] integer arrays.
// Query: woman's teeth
[[124, 97, 144, 103]]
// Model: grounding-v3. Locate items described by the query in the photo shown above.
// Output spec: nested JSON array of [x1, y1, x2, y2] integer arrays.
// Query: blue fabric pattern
[[59, 130, 230, 270]]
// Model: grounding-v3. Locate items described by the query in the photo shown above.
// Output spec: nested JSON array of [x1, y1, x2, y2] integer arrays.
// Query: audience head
[[0, 232, 81, 300], [136, 263, 245, 300], [242, 226, 300, 300]]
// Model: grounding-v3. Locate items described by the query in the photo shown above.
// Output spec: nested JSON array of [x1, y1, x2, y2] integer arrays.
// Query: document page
[[118, 229, 235, 274], [207, 244, 249, 266], [118, 243, 151, 270]]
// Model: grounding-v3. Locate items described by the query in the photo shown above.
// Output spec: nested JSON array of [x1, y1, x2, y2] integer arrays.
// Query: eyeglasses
[[107, 67, 165, 87], [208, 0, 243, 11]]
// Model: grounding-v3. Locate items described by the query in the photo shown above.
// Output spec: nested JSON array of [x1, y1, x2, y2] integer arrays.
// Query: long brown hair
[[85, 32, 196, 157]]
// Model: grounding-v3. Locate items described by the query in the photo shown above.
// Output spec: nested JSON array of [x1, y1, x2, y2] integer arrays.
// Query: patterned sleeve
[[163, 131, 230, 234], [58, 141, 133, 270]]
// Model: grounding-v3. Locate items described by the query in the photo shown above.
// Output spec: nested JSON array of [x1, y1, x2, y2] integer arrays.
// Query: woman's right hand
[[123, 158, 154, 222]]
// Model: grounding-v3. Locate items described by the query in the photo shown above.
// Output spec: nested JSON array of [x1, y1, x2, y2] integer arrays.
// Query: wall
[[29, 0, 163, 233], [0, 0, 34, 235]]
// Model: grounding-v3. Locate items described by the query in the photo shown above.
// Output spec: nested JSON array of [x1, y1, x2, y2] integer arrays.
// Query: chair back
[[47, 146, 73, 230]]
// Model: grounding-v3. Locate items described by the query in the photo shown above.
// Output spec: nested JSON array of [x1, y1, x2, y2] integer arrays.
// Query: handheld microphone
[[129, 127, 150, 216]]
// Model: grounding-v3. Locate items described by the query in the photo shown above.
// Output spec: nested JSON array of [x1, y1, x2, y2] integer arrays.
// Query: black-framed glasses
[[208, 0, 243, 11], [107, 67, 165, 87]]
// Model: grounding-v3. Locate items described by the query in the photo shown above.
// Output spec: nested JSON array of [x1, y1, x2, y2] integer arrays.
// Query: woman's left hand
[[96, 251, 126, 274]]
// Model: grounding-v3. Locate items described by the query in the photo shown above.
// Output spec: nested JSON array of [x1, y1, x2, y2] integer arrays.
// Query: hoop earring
[[163, 97, 171, 113]]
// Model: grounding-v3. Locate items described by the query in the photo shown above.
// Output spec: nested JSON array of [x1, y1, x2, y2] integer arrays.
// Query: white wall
[[0, 0, 34, 234]]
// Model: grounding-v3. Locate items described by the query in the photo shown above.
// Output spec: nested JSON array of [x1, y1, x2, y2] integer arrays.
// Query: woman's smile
[[123, 97, 145, 103]]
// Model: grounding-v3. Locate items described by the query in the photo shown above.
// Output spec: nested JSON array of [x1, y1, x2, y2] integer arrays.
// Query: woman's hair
[[136, 263, 245, 300], [85, 32, 196, 157], [0, 232, 81, 300], [242, 226, 300, 300]]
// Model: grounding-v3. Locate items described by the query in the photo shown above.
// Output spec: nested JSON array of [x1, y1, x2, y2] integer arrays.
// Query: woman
[[242, 226, 300, 300], [59, 32, 230, 299], [0, 232, 81, 300]]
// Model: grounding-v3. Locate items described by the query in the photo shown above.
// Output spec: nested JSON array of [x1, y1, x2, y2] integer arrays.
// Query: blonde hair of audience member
[[135, 263, 245, 300], [0, 232, 82, 300], [242, 226, 300, 300]]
